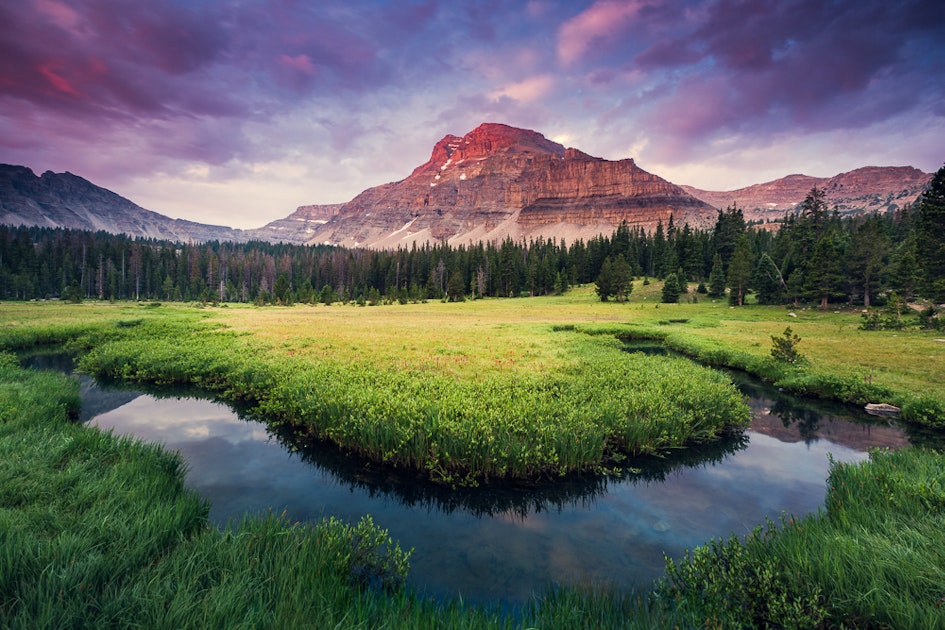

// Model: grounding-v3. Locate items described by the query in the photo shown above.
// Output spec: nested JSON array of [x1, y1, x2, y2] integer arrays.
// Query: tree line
[[1, 166, 942, 307]]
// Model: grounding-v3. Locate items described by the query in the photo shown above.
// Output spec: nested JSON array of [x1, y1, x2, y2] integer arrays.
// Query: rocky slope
[[3, 127, 932, 249], [251, 203, 344, 243], [682, 166, 931, 224], [0, 164, 249, 243], [302, 123, 717, 248]]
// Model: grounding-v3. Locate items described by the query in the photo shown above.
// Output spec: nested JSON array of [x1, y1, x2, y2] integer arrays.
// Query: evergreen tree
[[847, 215, 889, 307], [727, 234, 754, 306], [711, 204, 746, 271], [595, 257, 614, 301], [273, 273, 291, 304], [651, 220, 666, 277], [708, 254, 726, 298], [319, 284, 334, 305], [805, 230, 845, 309], [447, 268, 466, 301], [553, 271, 568, 295], [753, 253, 786, 305], [889, 235, 920, 299], [612, 255, 633, 302], [676, 266, 688, 296], [915, 165, 945, 302], [661, 273, 680, 303]]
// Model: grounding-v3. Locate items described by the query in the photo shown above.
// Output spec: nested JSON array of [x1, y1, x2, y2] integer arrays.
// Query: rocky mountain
[[682, 166, 931, 224], [297, 123, 717, 248], [0, 164, 249, 242], [3, 125, 932, 249], [251, 203, 344, 243]]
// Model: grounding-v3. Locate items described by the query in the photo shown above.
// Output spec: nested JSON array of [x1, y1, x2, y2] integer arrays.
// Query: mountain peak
[[412, 123, 566, 176]]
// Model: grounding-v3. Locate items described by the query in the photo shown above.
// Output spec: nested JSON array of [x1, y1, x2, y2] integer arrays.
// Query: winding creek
[[24, 350, 939, 607]]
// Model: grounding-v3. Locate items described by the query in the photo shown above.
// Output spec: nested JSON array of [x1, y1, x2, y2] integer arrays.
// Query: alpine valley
[[1, 123, 932, 248]]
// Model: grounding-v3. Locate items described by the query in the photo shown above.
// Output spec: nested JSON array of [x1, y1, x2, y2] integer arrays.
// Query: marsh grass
[[3, 293, 945, 627], [5, 352, 939, 628], [658, 448, 945, 628], [72, 310, 749, 484], [0, 352, 512, 628]]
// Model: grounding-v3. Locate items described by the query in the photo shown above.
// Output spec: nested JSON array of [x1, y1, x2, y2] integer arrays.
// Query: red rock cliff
[[306, 123, 715, 248]]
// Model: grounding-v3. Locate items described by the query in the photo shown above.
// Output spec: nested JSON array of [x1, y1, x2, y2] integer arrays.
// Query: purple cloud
[[0, 0, 941, 227]]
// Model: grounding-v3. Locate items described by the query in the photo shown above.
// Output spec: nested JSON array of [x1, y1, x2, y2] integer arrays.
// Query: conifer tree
[[595, 257, 614, 301], [915, 165, 945, 302], [661, 273, 680, 303], [711, 204, 746, 270], [753, 253, 786, 305], [708, 254, 726, 298], [612, 255, 632, 302], [805, 229, 845, 309], [727, 234, 754, 306], [847, 215, 889, 307], [676, 266, 688, 296]]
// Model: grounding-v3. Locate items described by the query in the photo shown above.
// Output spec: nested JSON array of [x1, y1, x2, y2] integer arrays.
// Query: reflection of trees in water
[[897, 422, 945, 450], [33, 346, 941, 518], [768, 398, 822, 443], [19, 350, 142, 421], [257, 418, 749, 519], [18, 350, 77, 373], [622, 342, 945, 449]]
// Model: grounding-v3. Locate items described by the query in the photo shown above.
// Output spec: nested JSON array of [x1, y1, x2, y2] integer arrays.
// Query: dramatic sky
[[2, 0, 943, 229]]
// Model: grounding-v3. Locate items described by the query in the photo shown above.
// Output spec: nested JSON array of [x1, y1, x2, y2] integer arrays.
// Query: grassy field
[[3, 280, 942, 419], [4, 290, 749, 484], [2, 284, 944, 626]]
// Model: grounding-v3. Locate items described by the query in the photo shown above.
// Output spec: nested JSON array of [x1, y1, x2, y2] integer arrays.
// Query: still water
[[27, 352, 926, 606]]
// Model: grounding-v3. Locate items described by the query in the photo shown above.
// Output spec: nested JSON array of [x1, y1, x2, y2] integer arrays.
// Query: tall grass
[[615, 324, 944, 428], [0, 352, 500, 628], [4, 297, 945, 627], [656, 447, 945, 628], [76, 318, 750, 484]]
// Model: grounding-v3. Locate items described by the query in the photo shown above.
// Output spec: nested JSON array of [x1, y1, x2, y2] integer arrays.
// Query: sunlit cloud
[[0, 0, 941, 227], [491, 74, 556, 103], [556, 0, 643, 66]]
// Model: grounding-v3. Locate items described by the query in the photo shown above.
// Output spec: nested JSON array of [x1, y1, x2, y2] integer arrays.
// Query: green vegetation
[[770, 326, 806, 365], [20, 303, 743, 485], [2, 166, 944, 627], [657, 448, 945, 628], [0, 352, 477, 628], [3, 349, 943, 627], [4, 165, 945, 313]]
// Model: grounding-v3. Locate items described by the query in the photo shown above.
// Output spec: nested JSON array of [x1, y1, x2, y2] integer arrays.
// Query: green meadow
[[2, 283, 944, 627]]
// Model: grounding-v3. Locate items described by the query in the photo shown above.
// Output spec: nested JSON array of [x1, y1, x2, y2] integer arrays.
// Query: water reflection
[[20, 348, 930, 606], [262, 421, 749, 519]]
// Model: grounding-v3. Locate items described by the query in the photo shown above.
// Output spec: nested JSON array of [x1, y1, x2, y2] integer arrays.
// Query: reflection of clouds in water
[[92, 396, 264, 444], [704, 432, 867, 486], [495, 509, 547, 529], [81, 390, 907, 607], [183, 425, 211, 438]]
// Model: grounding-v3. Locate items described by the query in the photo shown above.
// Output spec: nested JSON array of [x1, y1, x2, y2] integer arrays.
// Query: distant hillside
[[2, 145, 933, 250], [0, 164, 249, 243], [682, 166, 931, 223], [251, 203, 345, 243]]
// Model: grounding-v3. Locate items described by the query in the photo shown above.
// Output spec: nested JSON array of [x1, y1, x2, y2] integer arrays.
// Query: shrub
[[658, 524, 827, 628], [770, 327, 805, 365]]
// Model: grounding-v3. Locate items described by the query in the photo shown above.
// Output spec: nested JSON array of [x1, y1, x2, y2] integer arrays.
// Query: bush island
[[77, 319, 750, 484]]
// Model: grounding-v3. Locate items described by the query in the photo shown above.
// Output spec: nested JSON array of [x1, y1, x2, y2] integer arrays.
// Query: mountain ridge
[[1, 123, 933, 246], [682, 166, 931, 222], [0, 164, 250, 243], [299, 123, 717, 248]]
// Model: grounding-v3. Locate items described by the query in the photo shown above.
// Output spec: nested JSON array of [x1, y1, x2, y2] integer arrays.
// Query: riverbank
[[1, 299, 752, 485], [3, 347, 943, 627]]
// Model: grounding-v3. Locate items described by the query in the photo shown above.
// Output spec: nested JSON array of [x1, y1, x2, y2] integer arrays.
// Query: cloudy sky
[[2, 0, 943, 229]]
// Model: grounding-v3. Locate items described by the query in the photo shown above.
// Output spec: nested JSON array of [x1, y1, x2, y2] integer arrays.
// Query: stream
[[23, 350, 934, 607]]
